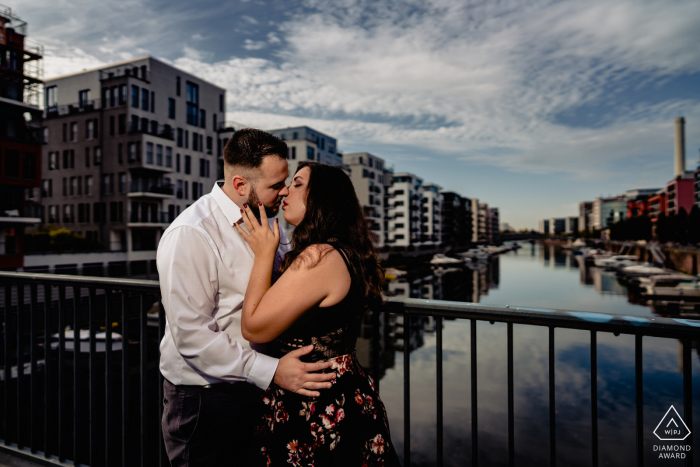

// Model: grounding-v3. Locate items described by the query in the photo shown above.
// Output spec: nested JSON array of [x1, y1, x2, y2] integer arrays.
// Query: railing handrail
[[1, 271, 698, 338]]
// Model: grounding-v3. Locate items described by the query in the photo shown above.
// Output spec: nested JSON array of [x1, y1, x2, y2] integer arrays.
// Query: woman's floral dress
[[255, 244, 400, 467]]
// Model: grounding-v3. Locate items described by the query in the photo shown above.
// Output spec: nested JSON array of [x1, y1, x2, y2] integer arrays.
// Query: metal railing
[[0, 272, 697, 467], [128, 181, 174, 196]]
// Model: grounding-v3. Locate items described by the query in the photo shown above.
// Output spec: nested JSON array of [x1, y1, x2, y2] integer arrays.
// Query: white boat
[[637, 273, 697, 288], [643, 276, 700, 299], [430, 254, 463, 265], [594, 255, 638, 269], [617, 264, 668, 278]]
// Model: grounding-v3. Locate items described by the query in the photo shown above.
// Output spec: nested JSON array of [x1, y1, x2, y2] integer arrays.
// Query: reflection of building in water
[[591, 268, 626, 295], [577, 256, 594, 285], [356, 309, 397, 385]]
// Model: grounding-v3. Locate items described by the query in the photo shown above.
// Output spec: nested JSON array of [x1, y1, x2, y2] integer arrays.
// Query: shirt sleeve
[[158, 225, 279, 389]]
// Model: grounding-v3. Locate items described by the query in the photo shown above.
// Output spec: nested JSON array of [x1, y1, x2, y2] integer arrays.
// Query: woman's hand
[[234, 202, 280, 259]]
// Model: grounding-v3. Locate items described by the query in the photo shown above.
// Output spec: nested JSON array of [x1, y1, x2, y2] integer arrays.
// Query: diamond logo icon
[[653, 406, 691, 441]]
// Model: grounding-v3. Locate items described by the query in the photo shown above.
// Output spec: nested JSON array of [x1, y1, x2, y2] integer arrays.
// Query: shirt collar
[[211, 181, 243, 226]]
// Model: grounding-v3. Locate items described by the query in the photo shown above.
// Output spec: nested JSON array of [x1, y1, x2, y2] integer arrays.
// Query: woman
[[234, 161, 400, 466]]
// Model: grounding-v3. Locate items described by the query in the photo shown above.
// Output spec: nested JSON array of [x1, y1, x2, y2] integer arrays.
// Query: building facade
[[385, 172, 423, 248], [0, 7, 43, 268], [41, 56, 224, 264], [342, 152, 388, 247], [419, 182, 442, 246], [666, 177, 694, 216], [591, 196, 627, 230], [441, 192, 472, 251]]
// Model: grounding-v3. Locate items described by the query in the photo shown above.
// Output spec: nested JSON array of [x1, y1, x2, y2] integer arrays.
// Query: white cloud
[[242, 39, 267, 50]]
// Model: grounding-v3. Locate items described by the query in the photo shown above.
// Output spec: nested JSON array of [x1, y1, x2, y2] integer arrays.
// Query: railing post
[[508, 322, 514, 467], [17, 283, 25, 450], [635, 334, 644, 467], [471, 318, 478, 467], [549, 326, 555, 467], [403, 312, 411, 467], [29, 283, 38, 453], [591, 331, 598, 467], [682, 339, 693, 467], [3, 283, 11, 446], [436, 316, 443, 467]]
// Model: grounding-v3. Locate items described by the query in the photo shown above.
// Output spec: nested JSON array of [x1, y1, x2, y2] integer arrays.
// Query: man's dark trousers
[[162, 379, 264, 466]]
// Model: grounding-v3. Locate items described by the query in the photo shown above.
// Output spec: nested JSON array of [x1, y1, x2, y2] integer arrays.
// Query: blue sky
[[17, 0, 700, 229]]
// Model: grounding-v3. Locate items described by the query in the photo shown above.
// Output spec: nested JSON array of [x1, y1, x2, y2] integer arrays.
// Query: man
[[158, 128, 335, 466]]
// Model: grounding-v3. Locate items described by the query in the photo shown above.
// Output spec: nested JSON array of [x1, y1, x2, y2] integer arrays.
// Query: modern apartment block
[[441, 192, 472, 250], [342, 152, 389, 247], [41, 56, 224, 265], [578, 201, 593, 232], [267, 126, 341, 181], [386, 172, 423, 248], [488, 207, 499, 244], [419, 182, 442, 246], [0, 6, 43, 268], [477, 202, 489, 243]]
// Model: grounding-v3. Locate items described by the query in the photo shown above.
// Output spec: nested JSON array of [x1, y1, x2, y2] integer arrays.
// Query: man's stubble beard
[[247, 185, 281, 218]]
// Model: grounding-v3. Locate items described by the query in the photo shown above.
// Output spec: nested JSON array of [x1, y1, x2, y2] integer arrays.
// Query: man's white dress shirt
[[158, 182, 290, 389]]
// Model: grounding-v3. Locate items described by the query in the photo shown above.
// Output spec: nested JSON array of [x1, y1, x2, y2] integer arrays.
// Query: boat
[[430, 254, 464, 265], [594, 255, 638, 270], [643, 276, 700, 299], [616, 264, 668, 279]]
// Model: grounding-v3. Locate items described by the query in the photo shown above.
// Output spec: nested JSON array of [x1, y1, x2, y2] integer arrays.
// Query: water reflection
[[358, 243, 699, 467]]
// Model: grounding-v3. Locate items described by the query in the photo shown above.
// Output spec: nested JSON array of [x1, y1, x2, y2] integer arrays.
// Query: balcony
[[128, 210, 171, 226], [128, 122, 175, 141], [45, 99, 102, 119], [128, 181, 174, 199]]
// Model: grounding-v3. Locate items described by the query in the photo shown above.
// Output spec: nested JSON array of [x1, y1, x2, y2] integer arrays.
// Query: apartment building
[[419, 182, 442, 246], [477, 202, 489, 243], [342, 152, 389, 247], [666, 177, 694, 216], [441, 192, 472, 250], [579, 201, 593, 232], [385, 172, 423, 248], [591, 195, 627, 230], [267, 126, 341, 181], [488, 207, 499, 244], [41, 56, 224, 263], [0, 7, 43, 268]]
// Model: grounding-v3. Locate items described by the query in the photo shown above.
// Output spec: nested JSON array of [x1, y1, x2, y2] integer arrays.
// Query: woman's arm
[[234, 204, 350, 343]]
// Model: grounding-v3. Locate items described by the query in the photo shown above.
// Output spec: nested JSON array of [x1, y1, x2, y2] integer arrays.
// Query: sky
[[14, 0, 700, 230]]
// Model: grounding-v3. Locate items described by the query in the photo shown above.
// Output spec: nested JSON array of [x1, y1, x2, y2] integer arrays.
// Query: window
[[62, 123, 67, 142], [118, 173, 126, 193], [193, 132, 199, 151], [62, 178, 67, 196], [199, 158, 205, 177], [151, 120, 158, 135], [206, 136, 212, 155], [79, 89, 89, 107], [119, 84, 127, 104], [146, 143, 154, 164], [78, 203, 85, 223], [200, 109, 206, 129], [169, 98, 176, 119], [206, 160, 210, 178], [176, 153, 181, 172], [94, 147, 102, 166], [42, 179, 52, 197], [63, 204, 73, 223], [77, 176, 83, 195], [70, 122, 77, 141], [293, 132, 298, 139], [118, 114, 126, 134], [102, 174, 110, 195], [177, 128, 183, 147], [46, 86, 57, 109], [111, 86, 118, 107], [186, 82, 199, 126], [176, 76, 181, 96], [176, 180, 183, 199], [109, 115, 115, 136], [193, 183, 199, 200], [184, 155, 191, 174], [118, 143, 123, 164], [185, 130, 189, 149], [49, 152, 58, 170], [49, 205, 58, 223], [141, 88, 149, 111], [395, 223, 405, 228], [128, 143, 137, 162], [85, 147, 90, 167], [22, 152, 36, 180], [213, 113, 217, 130], [86, 120, 95, 139], [156, 144, 163, 166], [110, 202, 119, 222], [43, 127, 49, 144], [131, 85, 139, 107], [219, 94, 224, 112], [151, 91, 155, 112], [291, 147, 296, 160], [166, 147, 173, 167], [307, 147, 315, 160], [85, 176, 93, 195], [141, 117, 148, 132], [184, 181, 189, 199], [103, 87, 109, 108]]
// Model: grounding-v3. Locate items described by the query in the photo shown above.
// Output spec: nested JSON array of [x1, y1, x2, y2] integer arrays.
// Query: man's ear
[[232, 175, 248, 196]]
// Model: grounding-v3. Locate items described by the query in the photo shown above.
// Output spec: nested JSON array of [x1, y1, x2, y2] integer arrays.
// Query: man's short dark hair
[[223, 128, 288, 169]]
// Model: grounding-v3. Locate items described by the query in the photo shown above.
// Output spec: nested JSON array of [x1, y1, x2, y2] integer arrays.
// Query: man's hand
[[273, 345, 336, 397]]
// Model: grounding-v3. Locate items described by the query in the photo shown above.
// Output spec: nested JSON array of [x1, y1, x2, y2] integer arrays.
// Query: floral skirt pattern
[[255, 353, 401, 467]]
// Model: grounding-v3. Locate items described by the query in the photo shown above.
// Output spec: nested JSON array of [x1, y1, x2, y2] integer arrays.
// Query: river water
[[359, 242, 700, 467]]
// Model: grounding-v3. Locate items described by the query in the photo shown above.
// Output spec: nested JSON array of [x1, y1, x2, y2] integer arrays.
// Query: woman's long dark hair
[[281, 161, 384, 303]]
